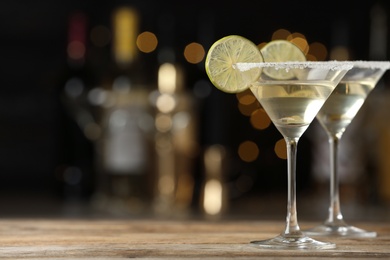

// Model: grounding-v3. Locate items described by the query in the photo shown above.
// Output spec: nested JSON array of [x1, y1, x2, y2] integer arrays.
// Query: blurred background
[[0, 0, 390, 220]]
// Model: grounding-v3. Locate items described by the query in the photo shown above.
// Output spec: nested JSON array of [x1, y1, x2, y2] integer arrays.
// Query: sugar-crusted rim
[[234, 61, 354, 71], [349, 60, 390, 70]]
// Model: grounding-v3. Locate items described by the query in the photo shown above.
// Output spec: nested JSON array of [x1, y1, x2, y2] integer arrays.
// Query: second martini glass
[[236, 61, 353, 249], [304, 61, 390, 237]]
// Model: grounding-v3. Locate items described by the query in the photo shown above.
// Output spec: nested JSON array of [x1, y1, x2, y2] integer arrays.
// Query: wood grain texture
[[0, 219, 388, 259]]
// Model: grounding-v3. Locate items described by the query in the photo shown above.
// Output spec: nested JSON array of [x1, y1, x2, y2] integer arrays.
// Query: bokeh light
[[158, 63, 177, 93], [203, 179, 223, 215], [257, 42, 267, 49], [308, 42, 328, 61], [272, 29, 291, 40], [184, 42, 205, 64], [236, 90, 260, 116], [250, 108, 271, 130], [238, 141, 259, 162], [67, 11, 87, 62], [238, 101, 260, 117], [287, 32, 306, 41], [156, 94, 176, 113], [137, 31, 158, 53], [67, 41, 85, 60], [112, 6, 139, 64], [236, 90, 257, 105], [274, 139, 287, 159], [155, 113, 173, 132], [290, 37, 309, 56]]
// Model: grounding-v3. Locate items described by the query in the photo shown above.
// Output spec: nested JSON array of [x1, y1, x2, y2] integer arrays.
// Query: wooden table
[[0, 218, 388, 259]]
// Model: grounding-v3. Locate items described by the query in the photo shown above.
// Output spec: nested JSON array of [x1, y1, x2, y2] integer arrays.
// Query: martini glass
[[235, 61, 353, 249], [304, 61, 390, 237]]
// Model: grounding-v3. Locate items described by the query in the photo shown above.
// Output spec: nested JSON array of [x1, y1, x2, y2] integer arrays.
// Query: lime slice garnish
[[260, 40, 306, 79], [205, 35, 264, 93]]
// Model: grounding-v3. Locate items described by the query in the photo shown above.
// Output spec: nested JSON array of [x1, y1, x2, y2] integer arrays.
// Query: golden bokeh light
[[184, 42, 205, 64], [236, 89, 260, 116], [203, 179, 223, 215], [309, 42, 328, 61], [236, 89, 259, 116], [156, 93, 176, 113], [274, 139, 287, 160], [250, 108, 271, 130], [306, 53, 318, 61], [257, 42, 267, 49], [272, 29, 291, 40], [267, 29, 330, 62], [290, 37, 309, 56], [236, 90, 257, 105], [158, 63, 177, 93], [238, 140, 259, 162], [137, 31, 158, 53], [112, 7, 139, 64], [287, 32, 306, 41], [238, 102, 260, 117]]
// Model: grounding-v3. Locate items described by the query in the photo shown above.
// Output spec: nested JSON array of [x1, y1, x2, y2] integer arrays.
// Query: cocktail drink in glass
[[205, 35, 353, 249], [236, 61, 352, 249], [305, 61, 390, 237]]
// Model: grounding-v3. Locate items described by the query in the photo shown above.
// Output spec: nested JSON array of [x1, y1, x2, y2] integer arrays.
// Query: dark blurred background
[[0, 0, 389, 219]]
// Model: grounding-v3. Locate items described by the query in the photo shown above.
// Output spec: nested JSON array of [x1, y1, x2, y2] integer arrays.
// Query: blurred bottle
[[59, 10, 97, 202], [152, 62, 198, 217], [62, 10, 101, 137], [91, 6, 155, 216]]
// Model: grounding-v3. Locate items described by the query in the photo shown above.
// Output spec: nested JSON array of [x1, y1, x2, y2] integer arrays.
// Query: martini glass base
[[250, 234, 336, 250], [304, 224, 377, 238]]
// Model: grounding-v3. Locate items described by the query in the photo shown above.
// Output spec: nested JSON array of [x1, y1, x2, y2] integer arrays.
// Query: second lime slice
[[260, 40, 306, 79]]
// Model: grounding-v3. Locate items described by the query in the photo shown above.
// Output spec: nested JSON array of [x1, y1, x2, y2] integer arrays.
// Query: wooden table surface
[[0, 218, 388, 259]]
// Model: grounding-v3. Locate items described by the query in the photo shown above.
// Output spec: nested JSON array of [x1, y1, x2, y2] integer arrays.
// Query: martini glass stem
[[326, 134, 345, 225], [284, 137, 302, 236]]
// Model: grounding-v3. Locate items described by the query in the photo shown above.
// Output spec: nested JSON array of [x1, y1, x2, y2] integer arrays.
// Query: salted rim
[[234, 61, 354, 71], [349, 60, 390, 70]]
